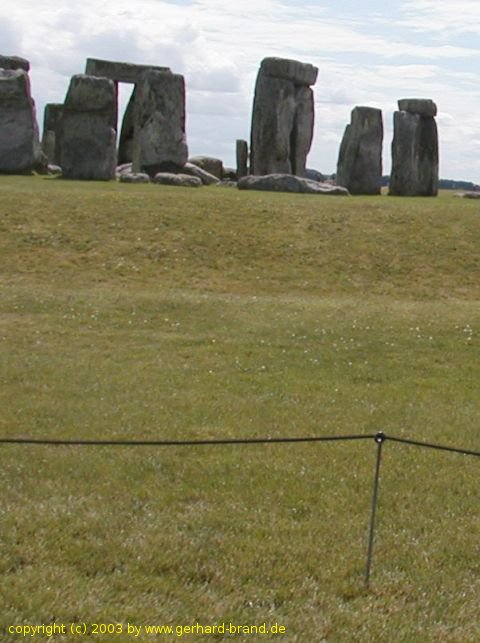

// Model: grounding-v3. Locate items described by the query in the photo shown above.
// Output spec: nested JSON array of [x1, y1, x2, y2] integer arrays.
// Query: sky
[[2, 0, 480, 181]]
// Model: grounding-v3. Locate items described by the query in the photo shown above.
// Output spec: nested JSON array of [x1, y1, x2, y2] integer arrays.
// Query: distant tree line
[[380, 176, 479, 191]]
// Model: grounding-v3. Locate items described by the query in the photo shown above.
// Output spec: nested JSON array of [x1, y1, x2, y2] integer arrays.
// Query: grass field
[[1, 176, 479, 641]]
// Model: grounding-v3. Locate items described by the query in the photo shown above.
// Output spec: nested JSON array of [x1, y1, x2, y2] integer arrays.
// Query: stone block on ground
[[188, 155, 224, 179], [119, 172, 150, 183], [182, 162, 219, 185], [152, 172, 202, 187], [237, 173, 349, 195]]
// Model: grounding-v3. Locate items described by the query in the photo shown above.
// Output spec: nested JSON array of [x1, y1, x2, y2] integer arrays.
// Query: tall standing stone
[[236, 139, 248, 179], [0, 68, 40, 174], [389, 98, 438, 196], [336, 106, 383, 195], [250, 57, 318, 177], [41, 103, 63, 165], [57, 74, 117, 180], [132, 70, 188, 177]]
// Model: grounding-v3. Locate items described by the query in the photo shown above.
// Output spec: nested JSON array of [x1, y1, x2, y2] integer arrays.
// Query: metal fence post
[[365, 431, 386, 585]]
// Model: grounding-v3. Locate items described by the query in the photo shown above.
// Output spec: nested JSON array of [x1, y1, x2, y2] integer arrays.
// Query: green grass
[[1, 176, 480, 641]]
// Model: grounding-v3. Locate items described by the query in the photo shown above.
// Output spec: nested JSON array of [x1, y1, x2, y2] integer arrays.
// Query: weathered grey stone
[[398, 98, 437, 118], [238, 173, 349, 195], [118, 86, 136, 164], [336, 106, 383, 195], [116, 162, 132, 176], [389, 108, 438, 197], [64, 74, 116, 118], [260, 57, 318, 86], [85, 58, 170, 84], [236, 139, 248, 179], [216, 179, 237, 188], [291, 86, 315, 177], [41, 103, 63, 164], [189, 155, 223, 179], [223, 167, 237, 180], [0, 55, 30, 72], [250, 57, 317, 177], [152, 172, 202, 187], [250, 74, 296, 175], [33, 149, 49, 175], [57, 74, 117, 180], [119, 172, 150, 183], [132, 70, 188, 177], [457, 191, 480, 199], [48, 164, 62, 175], [0, 69, 40, 174], [182, 162, 219, 185], [305, 168, 326, 182]]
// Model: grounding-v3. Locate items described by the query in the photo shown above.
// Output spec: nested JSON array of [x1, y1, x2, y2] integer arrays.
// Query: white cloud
[[1, 0, 479, 180]]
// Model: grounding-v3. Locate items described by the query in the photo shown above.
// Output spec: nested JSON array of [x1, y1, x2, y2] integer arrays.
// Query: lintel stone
[[85, 57, 171, 84]]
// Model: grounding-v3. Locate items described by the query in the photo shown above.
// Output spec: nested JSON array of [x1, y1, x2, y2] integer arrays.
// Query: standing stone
[[236, 139, 248, 179], [132, 70, 188, 177], [336, 106, 383, 195], [250, 57, 318, 177], [188, 155, 223, 179], [41, 103, 63, 165], [0, 68, 40, 174], [57, 74, 117, 180], [291, 86, 315, 177], [389, 99, 438, 197]]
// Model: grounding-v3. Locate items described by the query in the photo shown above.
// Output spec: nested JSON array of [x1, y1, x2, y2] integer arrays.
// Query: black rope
[[0, 433, 479, 458], [385, 435, 480, 459], [0, 434, 374, 447]]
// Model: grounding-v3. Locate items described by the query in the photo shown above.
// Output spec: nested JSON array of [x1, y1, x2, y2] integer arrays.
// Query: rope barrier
[[1, 431, 479, 584], [0, 434, 375, 447]]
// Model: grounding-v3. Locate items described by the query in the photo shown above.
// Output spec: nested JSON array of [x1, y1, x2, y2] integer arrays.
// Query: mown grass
[[0, 176, 480, 641]]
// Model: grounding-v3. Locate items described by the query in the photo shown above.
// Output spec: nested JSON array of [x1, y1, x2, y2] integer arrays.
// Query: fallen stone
[[189, 155, 223, 179], [305, 168, 326, 182], [119, 172, 150, 183], [216, 180, 237, 188], [182, 162, 219, 185], [116, 162, 133, 176], [223, 167, 237, 180], [48, 164, 62, 175], [152, 172, 202, 187], [397, 98, 437, 118], [0, 68, 40, 174], [132, 70, 188, 177], [457, 191, 480, 199], [57, 74, 117, 180], [238, 173, 349, 195], [336, 106, 383, 195]]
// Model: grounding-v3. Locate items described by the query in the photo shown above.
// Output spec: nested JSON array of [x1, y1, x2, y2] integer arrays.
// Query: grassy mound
[[1, 176, 479, 640]]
